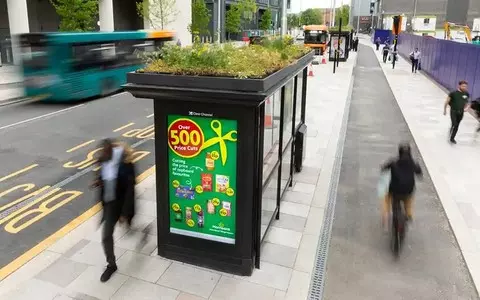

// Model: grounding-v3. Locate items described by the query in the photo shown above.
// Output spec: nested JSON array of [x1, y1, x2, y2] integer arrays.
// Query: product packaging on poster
[[167, 115, 238, 244]]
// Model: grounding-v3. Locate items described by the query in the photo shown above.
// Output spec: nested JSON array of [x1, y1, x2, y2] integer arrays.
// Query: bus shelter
[[124, 51, 313, 275]]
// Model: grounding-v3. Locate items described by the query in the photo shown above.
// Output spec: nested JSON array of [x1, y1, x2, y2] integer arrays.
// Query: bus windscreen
[[305, 31, 327, 44], [21, 46, 48, 70], [19, 34, 49, 70]]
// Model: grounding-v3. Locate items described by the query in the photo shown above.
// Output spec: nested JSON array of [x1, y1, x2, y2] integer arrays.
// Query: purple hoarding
[[398, 33, 480, 100]]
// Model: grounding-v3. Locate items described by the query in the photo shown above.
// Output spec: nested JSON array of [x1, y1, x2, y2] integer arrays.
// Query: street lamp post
[[332, 0, 336, 27], [281, 0, 287, 35], [356, 0, 362, 32], [370, 0, 375, 33], [349, 0, 353, 26], [217, 0, 221, 43], [412, 0, 418, 31]]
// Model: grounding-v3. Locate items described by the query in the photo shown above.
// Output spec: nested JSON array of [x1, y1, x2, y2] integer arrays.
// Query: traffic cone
[[308, 63, 314, 77], [265, 97, 273, 128], [321, 54, 327, 64]]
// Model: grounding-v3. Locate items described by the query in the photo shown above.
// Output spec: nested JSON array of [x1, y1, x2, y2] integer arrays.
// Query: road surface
[[0, 93, 155, 270]]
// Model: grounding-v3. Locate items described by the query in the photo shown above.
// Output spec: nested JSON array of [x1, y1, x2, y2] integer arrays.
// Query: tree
[[335, 5, 349, 27], [49, 0, 98, 31], [287, 13, 300, 30], [237, 0, 257, 30], [188, 0, 211, 35], [225, 4, 241, 40], [137, 0, 178, 30], [300, 8, 322, 26], [259, 8, 272, 31]]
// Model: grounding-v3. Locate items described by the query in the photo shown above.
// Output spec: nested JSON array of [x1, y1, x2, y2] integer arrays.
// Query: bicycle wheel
[[391, 218, 400, 257], [392, 55, 396, 69], [391, 199, 401, 257], [398, 202, 407, 247]]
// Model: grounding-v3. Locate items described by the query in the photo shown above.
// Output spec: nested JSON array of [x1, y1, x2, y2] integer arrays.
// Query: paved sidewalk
[[0, 66, 22, 85], [322, 43, 477, 300], [0, 66, 23, 102], [0, 56, 356, 299], [368, 40, 480, 295]]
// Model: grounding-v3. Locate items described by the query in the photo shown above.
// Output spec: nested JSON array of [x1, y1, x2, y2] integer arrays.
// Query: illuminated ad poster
[[329, 36, 347, 59], [167, 115, 237, 244]]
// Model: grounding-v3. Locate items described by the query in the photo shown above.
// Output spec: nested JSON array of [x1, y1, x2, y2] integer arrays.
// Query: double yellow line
[[0, 164, 39, 183], [0, 165, 156, 281]]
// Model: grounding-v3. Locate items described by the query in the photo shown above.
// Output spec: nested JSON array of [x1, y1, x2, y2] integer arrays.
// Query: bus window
[[71, 44, 106, 71], [20, 44, 48, 71], [71, 40, 153, 72], [305, 30, 327, 44]]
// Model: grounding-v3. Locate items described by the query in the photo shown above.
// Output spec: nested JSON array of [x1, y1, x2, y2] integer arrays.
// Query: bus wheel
[[101, 78, 116, 97]]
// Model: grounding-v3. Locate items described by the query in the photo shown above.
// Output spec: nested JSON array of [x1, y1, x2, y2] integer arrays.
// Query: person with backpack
[[444, 80, 470, 144], [91, 139, 137, 282], [380, 143, 423, 230], [382, 43, 390, 63], [470, 97, 480, 133], [375, 37, 381, 50], [409, 48, 421, 73]]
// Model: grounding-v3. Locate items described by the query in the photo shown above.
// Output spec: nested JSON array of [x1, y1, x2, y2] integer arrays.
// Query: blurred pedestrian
[[382, 43, 389, 63], [375, 37, 381, 50], [444, 80, 470, 144], [91, 139, 136, 282], [354, 37, 359, 52], [470, 97, 480, 134], [409, 48, 421, 73]]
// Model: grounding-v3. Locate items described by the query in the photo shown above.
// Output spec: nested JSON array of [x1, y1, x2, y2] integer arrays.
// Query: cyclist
[[382, 43, 389, 63], [381, 143, 423, 229]]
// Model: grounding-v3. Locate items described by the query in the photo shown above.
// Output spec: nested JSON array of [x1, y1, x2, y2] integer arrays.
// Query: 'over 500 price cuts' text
[[168, 119, 205, 158]]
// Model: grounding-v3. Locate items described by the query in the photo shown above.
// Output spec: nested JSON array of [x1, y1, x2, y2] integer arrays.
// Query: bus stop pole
[[332, 37, 336, 74], [337, 18, 342, 68]]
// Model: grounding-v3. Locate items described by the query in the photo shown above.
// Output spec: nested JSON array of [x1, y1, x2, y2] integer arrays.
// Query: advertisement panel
[[167, 115, 238, 244], [329, 36, 347, 59]]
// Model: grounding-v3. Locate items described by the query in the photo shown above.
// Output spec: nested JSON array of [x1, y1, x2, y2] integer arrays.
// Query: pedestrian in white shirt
[[409, 48, 421, 73]]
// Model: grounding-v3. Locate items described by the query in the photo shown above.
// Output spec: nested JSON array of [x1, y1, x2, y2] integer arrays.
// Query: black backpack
[[471, 98, 480, 110]]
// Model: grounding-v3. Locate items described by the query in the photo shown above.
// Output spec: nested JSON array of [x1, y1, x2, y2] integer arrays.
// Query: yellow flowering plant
[[138, 37, 310, 79]]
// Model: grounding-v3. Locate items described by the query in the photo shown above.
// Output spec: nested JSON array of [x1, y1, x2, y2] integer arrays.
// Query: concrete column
[[7, 0, 30, 65], [144, 15, 151, 30], [280, 0, 287, 35], [211, 0, 225, 42], [167, 0, 192, 46], [99, 0, 115, 31]]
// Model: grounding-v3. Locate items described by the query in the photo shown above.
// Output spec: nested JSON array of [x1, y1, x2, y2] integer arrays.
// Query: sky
[[289, 0, 351, 14]]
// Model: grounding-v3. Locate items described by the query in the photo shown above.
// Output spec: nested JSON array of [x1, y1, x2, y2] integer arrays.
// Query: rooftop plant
[[138, 36, 310, 79]]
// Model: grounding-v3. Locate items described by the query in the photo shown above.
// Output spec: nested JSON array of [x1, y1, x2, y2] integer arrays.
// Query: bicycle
[[390, 194, 408, 258], [392, 52, 397, 69]]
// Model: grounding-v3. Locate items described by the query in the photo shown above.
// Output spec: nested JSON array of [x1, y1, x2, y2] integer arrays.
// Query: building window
[[269, 0, 278, 6], [424, 18, 430, 24]]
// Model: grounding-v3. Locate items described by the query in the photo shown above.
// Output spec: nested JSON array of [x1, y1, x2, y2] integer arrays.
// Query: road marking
[[123, 124, 154, 139], [66, 140, 95, 153], [0, 164, 156, 281], [0, 164, 39, 183], [0, 104, 85, 131], [146, 114, 154, 118], [136, 165, 155, 183], [113, 122, 134, 132], [0, 151, 151, 234], [5, 190, 83, 234]]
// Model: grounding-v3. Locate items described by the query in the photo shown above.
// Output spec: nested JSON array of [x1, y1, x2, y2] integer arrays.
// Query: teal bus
[[18, 30, 175, 102], [473, 36, 480, 45]]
